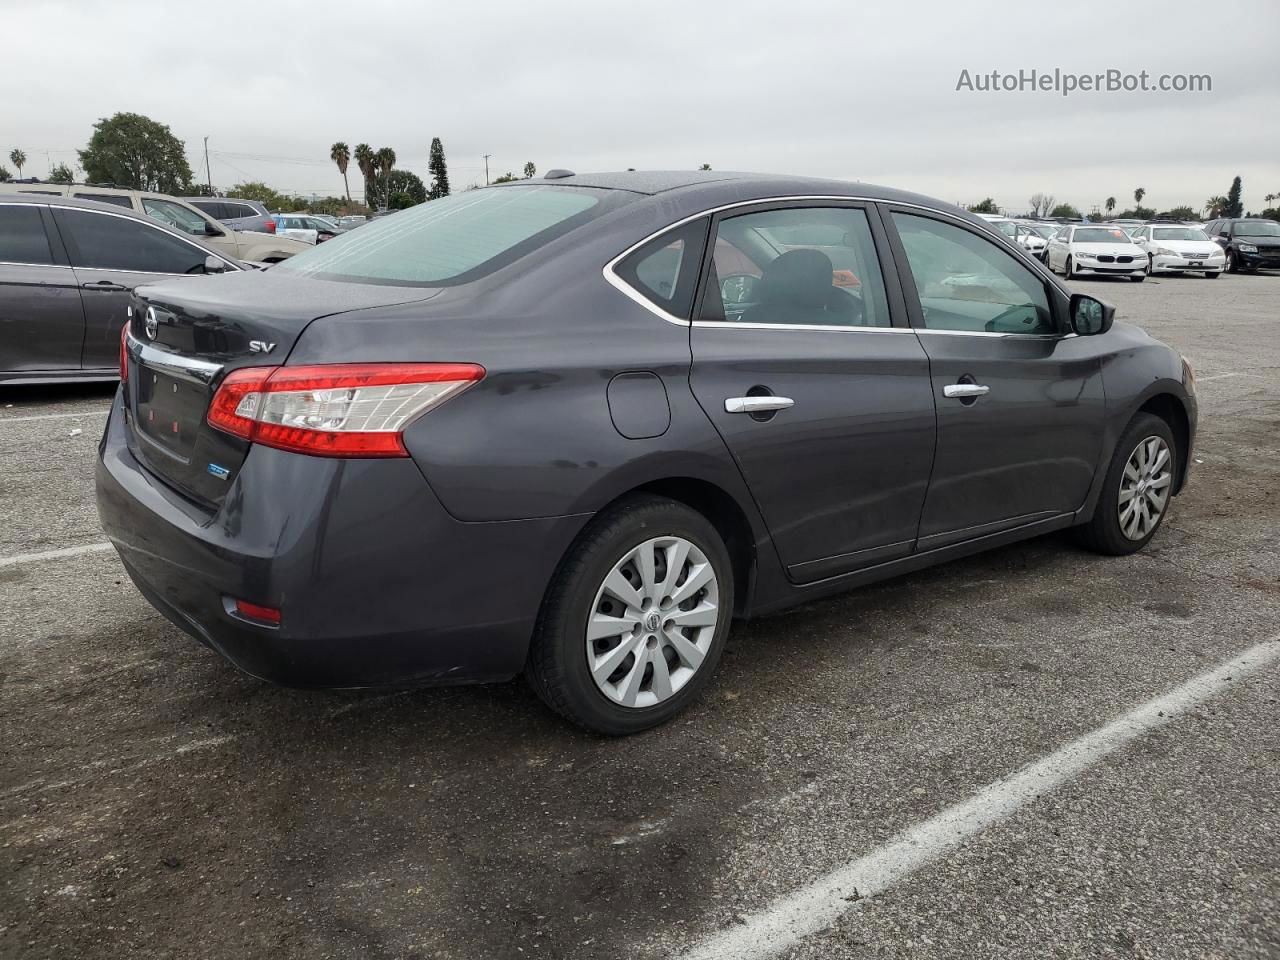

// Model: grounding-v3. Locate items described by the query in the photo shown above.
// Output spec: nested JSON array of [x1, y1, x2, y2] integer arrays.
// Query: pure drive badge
[[207, 463, 231, 480]]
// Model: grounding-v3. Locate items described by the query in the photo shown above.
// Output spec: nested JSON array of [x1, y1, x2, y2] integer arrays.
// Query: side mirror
[[205, 221, 222, 236], [203, 255, 228, 274], [1069, 293, 1114, 336]]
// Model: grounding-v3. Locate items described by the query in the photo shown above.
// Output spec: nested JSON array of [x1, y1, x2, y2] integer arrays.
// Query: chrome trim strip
[[0, 259, 73, 269], [914, 329, 1077, 341], [602, 194, 1060, 335], [127, 332, 223, 385]]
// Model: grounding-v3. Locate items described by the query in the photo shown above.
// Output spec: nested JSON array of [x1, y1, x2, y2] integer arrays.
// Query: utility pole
[[203, 136, 212, 195], [482, 154, 491, 185]]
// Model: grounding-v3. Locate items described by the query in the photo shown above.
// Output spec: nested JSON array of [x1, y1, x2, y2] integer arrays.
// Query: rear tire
[[525, 495, 734, 735], [1075, 413, 1177, 556]]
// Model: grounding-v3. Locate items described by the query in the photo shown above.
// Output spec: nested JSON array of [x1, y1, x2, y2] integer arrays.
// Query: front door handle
[[725, 396, 794, 414], [943, 383, 990, 399], [81, 281, 128, 292]]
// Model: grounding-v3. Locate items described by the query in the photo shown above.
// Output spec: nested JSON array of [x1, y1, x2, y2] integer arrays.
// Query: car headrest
[[757, 249, 833, 308]]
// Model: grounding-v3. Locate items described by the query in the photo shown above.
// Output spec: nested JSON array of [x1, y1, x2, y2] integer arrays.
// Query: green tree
[[1204, 195, 1229, 218], [354, 143, 375, 203], [967, 197, 999, 214], [0, 165, 10, 182], [491, 172, 519, 183], [698, 163, 712, 171], [47, 163, 74, 184], [1049, 202, 1082, 218], [368, 169, 427, 208], [8, 149, 25, 178], [78, 113, 192, 192], [1133, 187, 1145, 207], [523, 161, 536, 179], [1105, 197, 1116, 216], [226, 181, 291, 211], [1157, 206, 1198, 220], [1225, 176, 1243, 218], [330, 142, 351, 202], [373, 147, 396, 209], [428, 137, 450, 199]]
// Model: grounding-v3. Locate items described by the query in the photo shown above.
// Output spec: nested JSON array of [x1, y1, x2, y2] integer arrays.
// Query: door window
[[891, 213, 1054, 335], [703, 206, 890, 327], [0, 205, 54, 264], [141, 198, 216, 237], [54, 209, 212, 274]]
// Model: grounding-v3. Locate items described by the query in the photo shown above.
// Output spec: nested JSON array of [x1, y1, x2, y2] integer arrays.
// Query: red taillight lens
[[120, 321, 131, 381], [264, 219, 276, 233], [233, 598, 281, 625], [207, 362, 485, 458]]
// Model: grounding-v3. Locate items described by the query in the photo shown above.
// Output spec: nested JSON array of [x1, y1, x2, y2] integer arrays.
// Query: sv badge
[[249, 340, 276, 354]]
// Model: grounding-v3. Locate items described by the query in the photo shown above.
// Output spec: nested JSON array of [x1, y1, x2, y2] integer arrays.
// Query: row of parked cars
[[976, 212, 1280, 281]]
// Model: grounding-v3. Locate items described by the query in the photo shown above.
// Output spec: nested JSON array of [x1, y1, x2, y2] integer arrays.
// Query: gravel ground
[[1, 271, 1277, 960]]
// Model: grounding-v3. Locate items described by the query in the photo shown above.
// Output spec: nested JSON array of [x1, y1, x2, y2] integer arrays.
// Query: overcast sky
[[5, 0, 1277, 215]]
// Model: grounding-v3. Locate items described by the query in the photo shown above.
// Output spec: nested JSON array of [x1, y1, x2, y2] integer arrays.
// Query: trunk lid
[[124, 270, 440, 506]]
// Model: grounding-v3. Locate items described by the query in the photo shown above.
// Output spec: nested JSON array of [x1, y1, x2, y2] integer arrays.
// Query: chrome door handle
[[943, 383, 990, 399], [725, 396, 794, 414], [82, 281, 127, 292]]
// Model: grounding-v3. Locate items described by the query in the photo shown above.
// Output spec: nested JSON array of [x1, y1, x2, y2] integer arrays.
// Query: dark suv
[[185, 197, 276, 235], [1203, 218, 1280, 272]]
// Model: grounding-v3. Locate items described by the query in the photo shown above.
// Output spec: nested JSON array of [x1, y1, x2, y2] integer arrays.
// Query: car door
[[0, 202, 86, 374], [1046, 227, 1068, 271], [883, 207, 1106, 549], [685, 201, 937, 582], [50, 206, 232, 371]]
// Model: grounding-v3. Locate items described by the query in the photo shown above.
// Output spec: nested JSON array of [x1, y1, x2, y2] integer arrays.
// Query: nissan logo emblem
[[144, 307, 159, 341]]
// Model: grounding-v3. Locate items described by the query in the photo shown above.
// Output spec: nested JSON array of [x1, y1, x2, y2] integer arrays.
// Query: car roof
[[0, 190, 155, 219]]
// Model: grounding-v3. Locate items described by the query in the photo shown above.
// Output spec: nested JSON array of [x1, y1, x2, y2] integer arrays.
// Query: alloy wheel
[[585, 536, 720, 708], [1118, 436, 1173, 540]]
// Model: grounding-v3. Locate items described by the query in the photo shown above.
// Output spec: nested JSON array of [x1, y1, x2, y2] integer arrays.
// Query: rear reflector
[[207, 362, 485, 457], [233, 598, 281, 625], [120, 320, 131, 381], [264, 219, 276, 233]]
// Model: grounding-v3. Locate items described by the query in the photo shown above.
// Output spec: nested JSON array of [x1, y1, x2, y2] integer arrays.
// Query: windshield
[[992, 221, 1016, 237], [1235, 221, 1280, 237], [1153, 228, 1209, 241], [1073, 227, 1132, 244], [142, 198, 212, 236], [275, 186, 620, 286]]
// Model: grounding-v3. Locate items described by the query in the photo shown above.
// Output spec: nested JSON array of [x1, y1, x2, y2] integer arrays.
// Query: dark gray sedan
[[96, 171, 1197, 734], [0, 194, 240, 384]]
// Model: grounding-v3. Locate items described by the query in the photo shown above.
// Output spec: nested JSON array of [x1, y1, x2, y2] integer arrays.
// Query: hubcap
[[586, 536, 719, 709], [1118, 435, 1172, 541]]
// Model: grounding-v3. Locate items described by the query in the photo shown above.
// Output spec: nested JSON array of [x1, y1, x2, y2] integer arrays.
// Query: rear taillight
[[120, 320, 131, 381], [207, 362, 485, 457], [264, 219, 276, 233]]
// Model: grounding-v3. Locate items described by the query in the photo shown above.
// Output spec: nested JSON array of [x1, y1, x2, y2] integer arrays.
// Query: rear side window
[[0, 205, 54, 264], [74, 193, 132, 208], [275, 186, 619, 286], [614, 218, 708, 319], [53, 209, 210, 274]]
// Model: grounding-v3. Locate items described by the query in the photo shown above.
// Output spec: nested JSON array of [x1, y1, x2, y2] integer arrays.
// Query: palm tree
[[353, 144, 374, 205], [1105, 197, 1116, 216], [374, 147, 395, 209], [1134, 187, 1146, 207], [330, 142, 351, 202], [9, 149, 26, 178], [1205, 196, 1229, 218]]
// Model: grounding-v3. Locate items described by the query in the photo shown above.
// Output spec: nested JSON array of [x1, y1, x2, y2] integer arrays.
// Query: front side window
[[141, 198, 214, 236], [891, 212, 1053, 335], [275, 186, 622, 287], [702, 206, 890, 327], [54, 209, 212, 274], [0, 205, 54, 264]]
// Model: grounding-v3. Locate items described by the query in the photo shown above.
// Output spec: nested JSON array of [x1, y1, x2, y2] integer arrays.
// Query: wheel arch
[[1136, 392, 1192, 494]]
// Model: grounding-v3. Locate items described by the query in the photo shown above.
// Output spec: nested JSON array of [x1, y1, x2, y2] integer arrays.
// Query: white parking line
[[0, 542, 114, 568], [0, 410, 110, 423], [680, 637, 1280, 960]]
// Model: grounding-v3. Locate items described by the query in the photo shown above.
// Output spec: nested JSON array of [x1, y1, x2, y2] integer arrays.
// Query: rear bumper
[[96, 393, 588, 688]]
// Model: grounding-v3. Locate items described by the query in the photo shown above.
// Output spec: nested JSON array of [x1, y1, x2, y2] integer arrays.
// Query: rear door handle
[[943, 383, 990, 399], [725, 396, 794, 414], [81, 281, 128, 292]]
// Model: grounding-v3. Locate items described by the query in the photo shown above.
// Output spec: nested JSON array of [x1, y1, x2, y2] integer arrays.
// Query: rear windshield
[[274, 186, 621, 286]]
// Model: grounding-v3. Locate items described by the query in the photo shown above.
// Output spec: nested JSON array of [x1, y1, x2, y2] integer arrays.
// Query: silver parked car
[[184, 197, 276, 235]]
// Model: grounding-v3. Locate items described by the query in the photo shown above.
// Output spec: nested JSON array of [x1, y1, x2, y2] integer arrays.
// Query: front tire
[[1130, 274, 1145, 282], [1075, 413, 1177, 556], [1225, 249, 1237, 273], [526, 495, 734, 735], [1065, 256, 1076, 280]]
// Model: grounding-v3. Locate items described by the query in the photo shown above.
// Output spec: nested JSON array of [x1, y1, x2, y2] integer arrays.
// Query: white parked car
[[1011, 221, 1051, 261], [1046, 225, 1149, 282], [1128, 224, 1225, 278], [974, 214, 1047, 260]]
